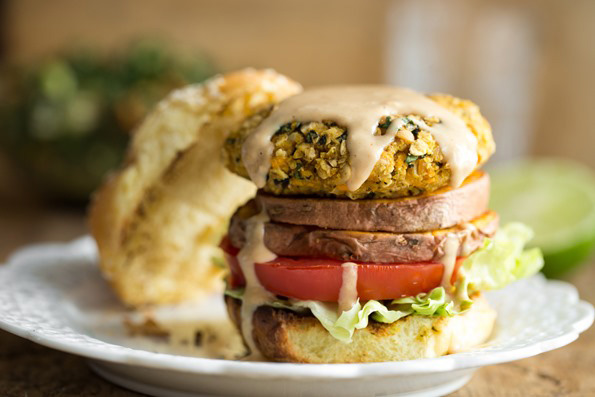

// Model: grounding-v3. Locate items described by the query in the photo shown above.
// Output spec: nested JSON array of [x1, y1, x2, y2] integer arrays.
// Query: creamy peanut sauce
[[242, 86, 478, 191], [237, 211, 276, 359], [459, 222, 480, 257], [440, 234, 461, 291], [338, 262, 359, 313]]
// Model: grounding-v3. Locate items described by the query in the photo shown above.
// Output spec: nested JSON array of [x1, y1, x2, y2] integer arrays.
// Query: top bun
[[89, 69, 302, 306]]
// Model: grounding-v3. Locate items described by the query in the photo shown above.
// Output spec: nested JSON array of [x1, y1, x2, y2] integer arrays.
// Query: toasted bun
[[89, 69, 302, 307], [225, 295, 496, 363]]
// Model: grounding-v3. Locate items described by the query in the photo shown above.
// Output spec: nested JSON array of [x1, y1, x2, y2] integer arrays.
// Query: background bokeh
[[2, 0, 595, 202], [0, 0, 594, 273]]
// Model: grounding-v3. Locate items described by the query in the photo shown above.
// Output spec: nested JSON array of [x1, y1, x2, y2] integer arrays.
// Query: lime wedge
[[489, 157, 595, 278]]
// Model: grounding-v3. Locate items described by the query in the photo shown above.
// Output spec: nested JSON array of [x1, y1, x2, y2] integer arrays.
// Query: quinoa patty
[[223, 93, 494, 199]]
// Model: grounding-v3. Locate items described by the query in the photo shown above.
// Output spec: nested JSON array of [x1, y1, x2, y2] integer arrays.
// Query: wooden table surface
[[1, 204, 594, 397]]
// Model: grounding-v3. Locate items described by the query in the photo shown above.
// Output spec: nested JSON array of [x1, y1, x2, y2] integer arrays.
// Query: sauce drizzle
[[338, 262, 358, 313], [440, 234, 461, 290], [236, 211, 276, 359]]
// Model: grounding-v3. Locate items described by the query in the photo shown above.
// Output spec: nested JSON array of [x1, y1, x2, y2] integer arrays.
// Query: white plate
[[0, 237, 592, 397]]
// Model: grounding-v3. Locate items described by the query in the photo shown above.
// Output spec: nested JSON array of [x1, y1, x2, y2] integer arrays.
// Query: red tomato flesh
[[221, 238, 463, 302]]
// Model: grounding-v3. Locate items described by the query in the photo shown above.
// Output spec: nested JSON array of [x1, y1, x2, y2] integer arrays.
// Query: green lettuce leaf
[[290, 299, 412, 343], [392, 286, 459, 316], [224, 287, 244, 300], [457, 222, 544, 299]]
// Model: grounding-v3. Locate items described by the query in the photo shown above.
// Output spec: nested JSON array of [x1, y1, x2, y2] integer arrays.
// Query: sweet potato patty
[[224, 93, 494, 199], [229, 209, 498, 264]]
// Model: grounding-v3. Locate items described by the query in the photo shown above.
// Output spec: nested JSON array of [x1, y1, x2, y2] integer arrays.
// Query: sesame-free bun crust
[[89, 69, 302, 307], [225, 295, 496, 363]]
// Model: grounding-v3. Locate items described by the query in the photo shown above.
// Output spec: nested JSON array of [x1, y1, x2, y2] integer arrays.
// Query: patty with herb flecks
[[223, 94, 494, 199]]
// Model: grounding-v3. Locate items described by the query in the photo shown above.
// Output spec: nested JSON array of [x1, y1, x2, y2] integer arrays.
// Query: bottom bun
[[225, 295, 496, 363]]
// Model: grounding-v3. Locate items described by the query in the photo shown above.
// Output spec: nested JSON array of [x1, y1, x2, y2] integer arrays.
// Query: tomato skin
[[356, 263, 449, 301], [224, 252, 241, 288], [256, 258, 344, 301], [252, 258, 453, 301], [220, 236, 239, 256], [222, 237, 463, 301]]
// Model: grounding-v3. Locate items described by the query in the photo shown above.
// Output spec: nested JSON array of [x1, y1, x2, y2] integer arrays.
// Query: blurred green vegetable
[[489, 158, 595, 278], [0, 41, 215, 203]]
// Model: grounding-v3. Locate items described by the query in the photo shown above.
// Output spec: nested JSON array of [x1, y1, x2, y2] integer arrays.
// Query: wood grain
[[0, 206, 593, 396]]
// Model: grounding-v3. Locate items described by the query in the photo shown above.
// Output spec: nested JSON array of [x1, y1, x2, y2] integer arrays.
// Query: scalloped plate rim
[[0, 236, 592, 380]]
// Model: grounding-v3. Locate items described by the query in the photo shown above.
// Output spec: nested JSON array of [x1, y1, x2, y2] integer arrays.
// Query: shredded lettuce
[[224, 287, 245, 300], [225, 223, 544, 343], [290, 299, 412, 343], [456, 222, 544, 303], [392, 286, 459, 316]]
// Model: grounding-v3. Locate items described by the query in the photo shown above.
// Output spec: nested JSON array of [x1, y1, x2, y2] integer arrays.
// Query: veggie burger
[[221, 85, 543, 363]]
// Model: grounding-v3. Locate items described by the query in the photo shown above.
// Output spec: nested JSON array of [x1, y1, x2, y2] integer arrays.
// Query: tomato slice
[[222, 238, 463, 301]]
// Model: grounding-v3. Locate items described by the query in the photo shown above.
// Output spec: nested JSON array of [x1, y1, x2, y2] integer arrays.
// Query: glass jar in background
[[384, 0, 539, 164]]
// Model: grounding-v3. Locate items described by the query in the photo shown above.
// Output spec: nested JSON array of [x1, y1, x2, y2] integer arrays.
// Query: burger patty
[[223, 94, 494, 199], [229, 210, 498, 264], [256, 170, 489, 233]]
